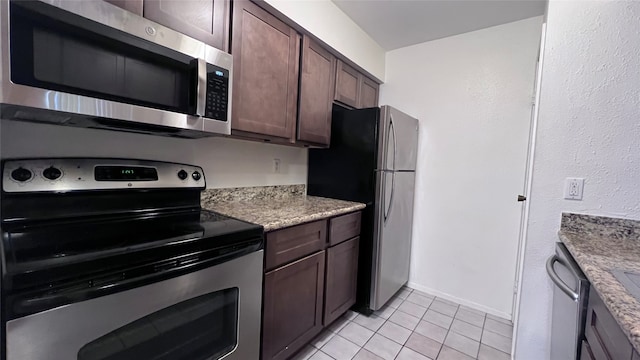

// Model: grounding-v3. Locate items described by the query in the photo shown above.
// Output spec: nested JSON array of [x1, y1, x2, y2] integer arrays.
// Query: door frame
[[511, 21, 547, 357]]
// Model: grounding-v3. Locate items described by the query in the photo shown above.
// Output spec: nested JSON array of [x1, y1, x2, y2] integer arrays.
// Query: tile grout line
[[308, 286, 514, 360]]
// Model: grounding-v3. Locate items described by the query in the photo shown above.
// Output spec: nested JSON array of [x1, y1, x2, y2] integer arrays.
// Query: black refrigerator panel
[[307, 105, 380, 205], [308, 105, 381, 314]]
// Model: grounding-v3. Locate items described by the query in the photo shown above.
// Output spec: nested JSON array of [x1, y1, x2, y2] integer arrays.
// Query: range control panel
[[2, 159, 206, 193], [204, 64, 229, 121]]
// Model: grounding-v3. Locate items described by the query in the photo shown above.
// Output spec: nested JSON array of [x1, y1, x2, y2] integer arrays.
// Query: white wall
[[0, 121, 307, 189], [380, 17, 543, 317], [514, 1, 640, 359], [264, 0, 385, 80]]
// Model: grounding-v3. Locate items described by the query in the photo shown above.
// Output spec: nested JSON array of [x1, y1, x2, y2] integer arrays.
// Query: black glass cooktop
[[1, 209, 263, 295]]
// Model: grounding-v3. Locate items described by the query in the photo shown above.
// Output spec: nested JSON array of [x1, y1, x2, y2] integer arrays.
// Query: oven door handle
[[546, 255, 580, 301], [196, 58, 208, 117]]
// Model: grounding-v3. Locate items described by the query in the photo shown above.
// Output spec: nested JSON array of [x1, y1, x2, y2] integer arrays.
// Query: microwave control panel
[[205, 64, 229, 121]]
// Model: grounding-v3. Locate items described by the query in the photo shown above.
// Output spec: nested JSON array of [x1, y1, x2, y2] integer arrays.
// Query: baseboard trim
[[407, 281, 512, 321]]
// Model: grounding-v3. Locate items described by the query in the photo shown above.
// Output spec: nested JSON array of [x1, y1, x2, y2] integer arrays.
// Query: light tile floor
[[292, 287, 513, 360]]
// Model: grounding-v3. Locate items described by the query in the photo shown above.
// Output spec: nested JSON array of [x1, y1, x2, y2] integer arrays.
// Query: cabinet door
[[298, 36, 336, 146], [324, 237, 359, 325], [359, 76, 379, 109], [231, 0, 300, 142], [334, 60, 360, 108], [585, 288, 633, 360], [581, 341, 595, 360], [104, 0, 143, 16], [263, 251, 325, 360], [143, 0, 229, 51]]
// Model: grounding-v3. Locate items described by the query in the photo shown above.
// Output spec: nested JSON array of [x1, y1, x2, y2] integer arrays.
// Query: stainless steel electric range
[[0, 158, 263, 360]]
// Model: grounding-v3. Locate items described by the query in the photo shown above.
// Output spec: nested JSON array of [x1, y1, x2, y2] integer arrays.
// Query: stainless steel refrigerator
[[308, 105, 419, 313]]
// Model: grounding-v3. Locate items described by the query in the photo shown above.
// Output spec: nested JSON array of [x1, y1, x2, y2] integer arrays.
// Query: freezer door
[[371, 171, 416, 310], [308, 106, 380, 204], [379, 106, 419, 171]]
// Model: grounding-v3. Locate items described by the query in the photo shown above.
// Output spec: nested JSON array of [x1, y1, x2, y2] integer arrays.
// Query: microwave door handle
[[196, 58, 207, 117]]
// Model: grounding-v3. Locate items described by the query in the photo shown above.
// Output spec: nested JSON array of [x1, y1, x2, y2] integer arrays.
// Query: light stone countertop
[[559, 213, 640, 353], [201, 185, 366, 232]]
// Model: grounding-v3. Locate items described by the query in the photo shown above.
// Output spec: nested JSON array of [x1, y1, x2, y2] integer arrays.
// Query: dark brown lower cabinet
[[585, 287, 634, 360], [581, 341, 595, 360], [261, 212, 362, 360], [324, 237, 359, 325], [263, 251, 326, 360]]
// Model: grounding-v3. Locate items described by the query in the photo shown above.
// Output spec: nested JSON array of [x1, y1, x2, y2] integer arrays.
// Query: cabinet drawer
[[266, 220, 327, 270], [329, 211, 361, 246], [585, 288, 633, 360], [581, 341, 595, 360]]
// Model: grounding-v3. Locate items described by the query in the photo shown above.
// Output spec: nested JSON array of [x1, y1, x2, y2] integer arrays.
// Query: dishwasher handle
[[547, 255, 580, 301]]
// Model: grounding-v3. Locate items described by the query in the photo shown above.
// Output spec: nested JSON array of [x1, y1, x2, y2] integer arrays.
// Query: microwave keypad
[[205, 64, 229, 121]]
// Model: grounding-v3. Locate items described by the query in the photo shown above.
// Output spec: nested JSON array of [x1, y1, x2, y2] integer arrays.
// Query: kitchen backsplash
[[0, 121, 308, 189]]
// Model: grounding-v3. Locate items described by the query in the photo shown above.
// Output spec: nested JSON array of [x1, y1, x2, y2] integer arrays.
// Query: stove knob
[[43, 167, 62, 180], [177, 170, 188, 180], [192, 171, 201, 181], [11, 167, 32, 182]]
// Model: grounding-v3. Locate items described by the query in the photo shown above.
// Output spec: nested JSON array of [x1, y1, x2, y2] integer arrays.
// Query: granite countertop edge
[[257, 203, 366, 232], [202, 194, 367, 232], [558, 230, 640, 353]]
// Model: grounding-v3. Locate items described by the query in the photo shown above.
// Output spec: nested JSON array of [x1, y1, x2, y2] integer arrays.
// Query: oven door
[[5, 250, 262, 360]]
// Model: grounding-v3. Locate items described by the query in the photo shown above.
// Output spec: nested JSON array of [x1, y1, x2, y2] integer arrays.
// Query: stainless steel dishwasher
[[547, 242, 590, 360]]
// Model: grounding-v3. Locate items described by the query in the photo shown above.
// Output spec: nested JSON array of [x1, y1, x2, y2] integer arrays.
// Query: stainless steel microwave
[[0, 0, 232, 138]]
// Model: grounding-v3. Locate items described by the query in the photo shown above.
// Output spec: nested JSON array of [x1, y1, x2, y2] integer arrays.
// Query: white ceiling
[[331, 0, 546, 50]]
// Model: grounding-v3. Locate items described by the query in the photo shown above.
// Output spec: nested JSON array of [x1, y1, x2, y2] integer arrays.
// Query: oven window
[[9, 1, 196, 115], [77, 288, 239, 360]]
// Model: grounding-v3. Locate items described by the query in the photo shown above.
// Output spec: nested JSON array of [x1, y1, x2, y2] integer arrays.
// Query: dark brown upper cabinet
[[104, 0, 143, 16], [334, 59, 380, 109], [359, 75, 380, 108], [297, 35, 336, 146], [230, 0, 300, 142], [143, 0, 230, 51], [334, 60, 360, 108], [263, 251, 326, 360]]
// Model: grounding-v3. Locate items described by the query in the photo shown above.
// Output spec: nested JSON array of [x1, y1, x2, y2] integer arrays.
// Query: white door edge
[[511, 20, 548, 359]]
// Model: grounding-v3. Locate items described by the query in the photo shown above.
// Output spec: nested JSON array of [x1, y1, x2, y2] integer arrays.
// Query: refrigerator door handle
[[384, 172, 395, 223], [390, 115, 398, 171], [384, 117, 397, 223], [546, 255, 579, 301]]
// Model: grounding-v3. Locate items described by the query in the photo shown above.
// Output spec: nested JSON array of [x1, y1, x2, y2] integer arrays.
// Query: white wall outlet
[[273, 158, 281, 173], [564, 178, 584, 200]]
